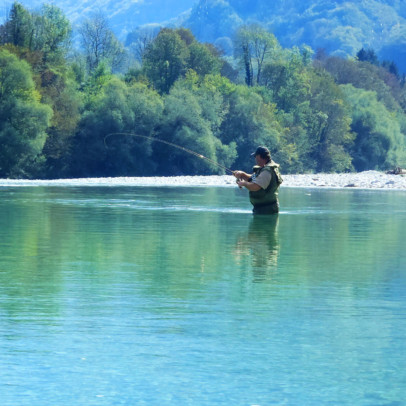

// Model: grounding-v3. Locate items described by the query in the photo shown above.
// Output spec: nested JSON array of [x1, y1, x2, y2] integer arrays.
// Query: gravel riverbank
[[0, 170, 405, 189], [282, 170, 406, 190]]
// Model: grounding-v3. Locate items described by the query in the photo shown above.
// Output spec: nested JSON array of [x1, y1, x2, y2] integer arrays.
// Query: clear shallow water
[[0, 186, 405, 406]]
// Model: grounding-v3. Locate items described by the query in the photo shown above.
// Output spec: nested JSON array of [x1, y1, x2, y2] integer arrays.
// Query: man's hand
[[237, 180, 261, 191], [233, 170, 250, 181]]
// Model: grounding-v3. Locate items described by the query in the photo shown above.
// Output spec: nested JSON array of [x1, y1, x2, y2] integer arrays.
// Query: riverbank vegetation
[[1, 2, 406, 178]]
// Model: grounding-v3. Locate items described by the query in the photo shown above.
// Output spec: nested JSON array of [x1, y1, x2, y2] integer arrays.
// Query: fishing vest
[[249, 161, 283, 208]]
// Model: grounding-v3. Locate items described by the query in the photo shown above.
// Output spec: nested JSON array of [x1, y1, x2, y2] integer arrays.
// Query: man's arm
[[237, 169, 272, 191]]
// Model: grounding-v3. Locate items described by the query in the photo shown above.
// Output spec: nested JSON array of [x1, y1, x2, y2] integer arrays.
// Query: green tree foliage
[[0, 2, 33, 48], [308, 70, 354, 172], [218, 83, 283, 170], [261, 47, 312, 112], [341, 84, 406, 170], [143, 28, 190, 94], [154, 72, 236, 174], [260, 49, 313, 172], [1, 3, 71, 67], [184, 0, 406, 73], [260, 46, 353, 173], [234, 24, 280, 86], [143, 28, 224, 94], [32, 4, 71, 66], [318, 55, 402, 113], [0, 49, 52, 177], [41, 75, 81, 178], [0, 3, 76, 178], [188, 42, 221, 77], [71, 77, 163, 177], [81, 62, 113, 108]]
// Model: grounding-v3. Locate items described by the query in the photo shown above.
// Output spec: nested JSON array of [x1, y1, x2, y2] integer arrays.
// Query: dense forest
[[1, 2, 406, 179], [184, 0, 406, 72]]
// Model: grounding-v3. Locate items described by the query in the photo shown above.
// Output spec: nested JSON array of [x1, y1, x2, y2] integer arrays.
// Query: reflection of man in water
[[233, 146, 282, 215], [235, 215, 280, 281]]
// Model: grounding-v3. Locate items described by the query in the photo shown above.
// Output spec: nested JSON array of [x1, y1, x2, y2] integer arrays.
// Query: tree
[[259, 46, 324, 172], [187, 42, 221, 77], [79, 12, 125, 72], [234, 24, 279, 86], [341, 84, 406, 171], [31, 4, 71, 65], [41, 74, 81, 178], [0, 49, 52, 177], [320, 56, 401, 113], [1, 2, 33, 48], [0, 4, 77, 178], [142, 28, 189, 94], [218, 83, 283, 170], [261, 47, 312, 112], [156, 71, 237, 175], [1, 3, 71, 67], [154, 76, 236, 175], [356, 48, 379, 66], [71, 77, 163, 177], [308, 70, 354, 172]]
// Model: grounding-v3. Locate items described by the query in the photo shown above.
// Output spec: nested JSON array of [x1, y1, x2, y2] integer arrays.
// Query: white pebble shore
[[0, 170, 406, 190]]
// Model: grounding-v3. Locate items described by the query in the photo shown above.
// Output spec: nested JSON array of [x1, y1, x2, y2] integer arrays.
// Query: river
[[0, 185, 405, 405]]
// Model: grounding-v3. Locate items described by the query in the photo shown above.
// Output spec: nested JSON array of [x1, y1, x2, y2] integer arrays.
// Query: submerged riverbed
[[0, 185, 405, 405]]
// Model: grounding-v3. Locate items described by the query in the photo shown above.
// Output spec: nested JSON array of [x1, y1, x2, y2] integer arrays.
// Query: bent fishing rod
[[104, 132, 235, 175]]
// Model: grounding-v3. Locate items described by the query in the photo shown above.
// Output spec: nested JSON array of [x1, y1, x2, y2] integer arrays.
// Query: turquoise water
[[0, 186, 405, 405]]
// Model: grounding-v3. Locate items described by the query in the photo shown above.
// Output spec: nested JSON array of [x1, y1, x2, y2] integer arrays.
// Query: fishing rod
[[104, 132, 235, 175]]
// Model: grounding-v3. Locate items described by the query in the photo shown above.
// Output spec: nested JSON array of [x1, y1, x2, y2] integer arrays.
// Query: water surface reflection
[[1, 186, 405, 406], [235, 215, 279, 282]]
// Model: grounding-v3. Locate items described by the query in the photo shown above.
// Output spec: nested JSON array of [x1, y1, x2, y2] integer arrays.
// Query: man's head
[[252, 146, 271, 166]]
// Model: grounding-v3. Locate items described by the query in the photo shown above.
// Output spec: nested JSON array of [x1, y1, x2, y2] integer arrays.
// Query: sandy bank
[[0, 170, 405, 190]]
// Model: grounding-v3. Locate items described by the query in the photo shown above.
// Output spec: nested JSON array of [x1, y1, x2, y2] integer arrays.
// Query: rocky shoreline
[[0, 170, 405, 189], [281, 170, 406, 190]]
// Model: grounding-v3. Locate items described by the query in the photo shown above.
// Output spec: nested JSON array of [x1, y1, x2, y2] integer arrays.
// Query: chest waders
[[249, 161, 283, 215]]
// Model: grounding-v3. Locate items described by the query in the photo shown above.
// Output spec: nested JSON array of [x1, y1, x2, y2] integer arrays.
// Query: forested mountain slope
[[0, 0, 196, 37], [3, 0, 406, 72], [184, 0, 406, 72]]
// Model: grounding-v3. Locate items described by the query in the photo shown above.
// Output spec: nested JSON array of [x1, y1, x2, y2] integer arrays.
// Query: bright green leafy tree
[[219, 83, 283, 170], [0, 49, 52, 177], [71, 77, 163, 177], [308, 69, 354, 172], [188, 42, 221, 77], [143, 28, 190, 94], [154, 71, 236, 175], [341, 84, 406, 170], [1, 2, 33, 48]]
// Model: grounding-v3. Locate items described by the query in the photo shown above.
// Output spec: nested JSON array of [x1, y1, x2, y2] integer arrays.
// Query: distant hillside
[[0, 0, 196, 38], [2, 0, 406, 72], [183, 0, 406, 72]]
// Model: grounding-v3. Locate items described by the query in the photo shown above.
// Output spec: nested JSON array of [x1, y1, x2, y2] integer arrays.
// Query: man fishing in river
[[233, 146, 283, 215]]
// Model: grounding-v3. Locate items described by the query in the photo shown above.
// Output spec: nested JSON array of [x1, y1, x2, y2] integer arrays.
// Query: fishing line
[[104, 132, 235, 174]]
